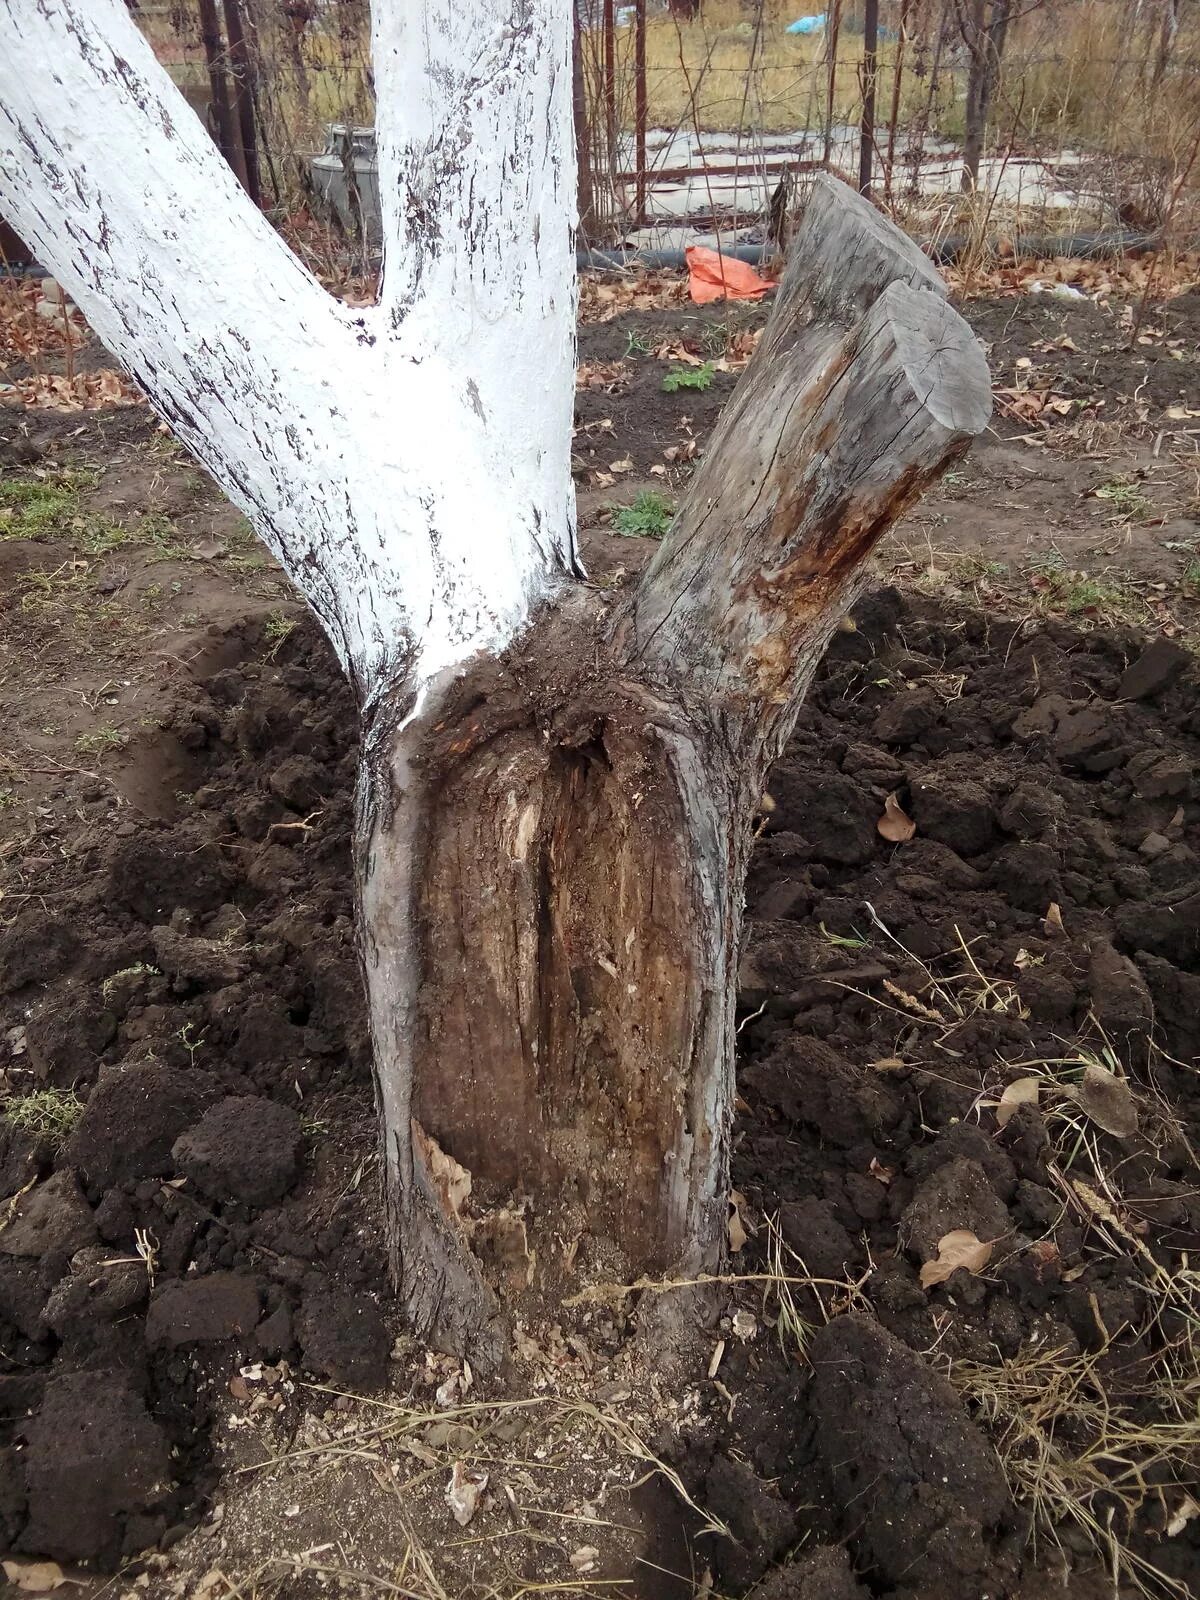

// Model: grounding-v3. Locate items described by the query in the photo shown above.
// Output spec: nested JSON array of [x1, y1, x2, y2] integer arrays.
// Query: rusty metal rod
[[859, 0, 879, 197], [634, 0, 648, 225]]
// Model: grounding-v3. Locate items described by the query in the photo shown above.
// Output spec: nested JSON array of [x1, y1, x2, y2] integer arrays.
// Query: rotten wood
[[617, 174, 989, 767], [361, 174, 991, 1357]]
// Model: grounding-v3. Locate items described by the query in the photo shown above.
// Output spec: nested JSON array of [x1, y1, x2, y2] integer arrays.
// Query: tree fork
[[0, 2, 991, 1362], [359, 180, 989, 1355]]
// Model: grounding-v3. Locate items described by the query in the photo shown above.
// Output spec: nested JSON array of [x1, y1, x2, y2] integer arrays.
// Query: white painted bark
[[0, 0, 578, 700], [372, 2, 579, 586]]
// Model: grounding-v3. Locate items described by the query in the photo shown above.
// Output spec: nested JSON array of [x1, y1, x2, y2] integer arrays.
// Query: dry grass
[[948, 1334, 1200, 1598], [1, 1087, 84, 1149], [938, 1022, 1200, 1595], [172, 1380, 732, 1600]]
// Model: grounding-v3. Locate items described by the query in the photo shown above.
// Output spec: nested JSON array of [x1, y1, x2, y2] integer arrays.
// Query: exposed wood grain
[[618, 173, 991, 766]]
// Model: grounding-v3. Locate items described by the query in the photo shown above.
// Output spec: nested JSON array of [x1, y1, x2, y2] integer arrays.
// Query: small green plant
[[74, 724, 127, 757], [624, 328, 655, 357], [100, 962, 160, 1002], [700, 320, 735, 358], [139, 513, 190, 562], [1181, 559, 1200, 599], [179, 1022, 206, 1065], [613, 491, 675, 540], [1059, 576, 1135, 618], [3, 1088, 84, 1149], [1094, 476, 1150, 519], [818, 922, 870, 951], [0, 788, 15, 810], [76, 519, 134, 557], [263, 610, 296, 655], [662, 361, 715, 393]]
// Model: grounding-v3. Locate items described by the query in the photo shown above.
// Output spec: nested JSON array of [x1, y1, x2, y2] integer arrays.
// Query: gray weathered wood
[[617, 173, 991, 768]]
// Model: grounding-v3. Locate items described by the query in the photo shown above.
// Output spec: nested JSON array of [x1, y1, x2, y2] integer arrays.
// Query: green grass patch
[[662, 362, 715, 394], [613, 491, 675, 539], [74, 725, 128, 757], [1094, 476, 1151, 519], [0, 472, 97, 540], [1033, 564, 1144, 623]]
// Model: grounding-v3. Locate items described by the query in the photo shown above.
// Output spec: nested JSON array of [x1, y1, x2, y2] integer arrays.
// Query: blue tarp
[[786, 14, 826, 33]]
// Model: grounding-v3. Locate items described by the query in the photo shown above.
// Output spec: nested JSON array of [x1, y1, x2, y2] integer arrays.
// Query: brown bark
[[959, 0, 1012, 194], [222, 0, 261, 206], [197, 0, 248, 191], [360, 177, 992, 1361], [859, 0, 879, 196], [573, 1, 597, 241]]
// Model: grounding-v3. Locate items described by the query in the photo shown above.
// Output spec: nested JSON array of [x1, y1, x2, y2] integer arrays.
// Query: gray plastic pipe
[[577, 230, 1158, 271]]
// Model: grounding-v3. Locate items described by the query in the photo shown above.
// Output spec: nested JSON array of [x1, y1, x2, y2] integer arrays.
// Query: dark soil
[[0, 616, 385, 1566], [1, 584, 1199, 1594], [3, 273, 1200, 1593]]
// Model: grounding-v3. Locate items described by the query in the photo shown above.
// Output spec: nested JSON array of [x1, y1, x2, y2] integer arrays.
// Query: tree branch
[[371, 0, 580, 586], [0, 0, 578, 698], [616, 176, 991, 764]]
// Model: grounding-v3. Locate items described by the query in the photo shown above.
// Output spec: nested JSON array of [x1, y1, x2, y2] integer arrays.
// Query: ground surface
[[0, 264, 1198, 1598]]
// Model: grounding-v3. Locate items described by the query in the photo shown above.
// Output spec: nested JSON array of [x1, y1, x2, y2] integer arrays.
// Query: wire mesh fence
[[118, 0, 1200, 279]]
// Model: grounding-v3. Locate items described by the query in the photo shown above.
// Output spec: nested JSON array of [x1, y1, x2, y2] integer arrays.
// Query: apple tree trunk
[[0, 3, 991, 1365]]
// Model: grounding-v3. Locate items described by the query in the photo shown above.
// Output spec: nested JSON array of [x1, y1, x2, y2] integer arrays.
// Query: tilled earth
[[2, 268, 1200, 1596], [0, 589, 1198, 1597]]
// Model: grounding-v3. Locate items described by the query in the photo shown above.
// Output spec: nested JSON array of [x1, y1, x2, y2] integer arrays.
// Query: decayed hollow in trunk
[[0, 0, 991, 1356], [360, 177, 992, 1358]]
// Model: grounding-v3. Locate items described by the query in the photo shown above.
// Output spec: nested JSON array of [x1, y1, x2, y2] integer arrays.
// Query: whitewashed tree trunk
[[0, 1, 991, 1361]]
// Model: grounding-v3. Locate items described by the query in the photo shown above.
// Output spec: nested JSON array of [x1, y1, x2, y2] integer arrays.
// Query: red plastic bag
[[685, 246, 773, 305]]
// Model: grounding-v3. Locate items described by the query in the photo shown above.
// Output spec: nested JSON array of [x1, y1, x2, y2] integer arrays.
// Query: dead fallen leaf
[[1068, 1063, 1138, 1140], [1042, 901, 1066, 937], [446, 1461, 488, 1526], [436, 1360, 472, 1408], [868, 1157, 896, 1185], [570, 1547, 600, 1573], [996, 1075, 1040, 1129], [190, 537, 228, 561], [1167, 1495, 1200, 1538], [1, 369, 143, 411], [2, 1562, 66, 1593], [575, 359, 629, 392], [652, 338, 706, 365], [920, 1229, 996, 1289], [877, 792, 916, 843], [731, 1308, 758, 1342], [727, 1190, 750, 1252]]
